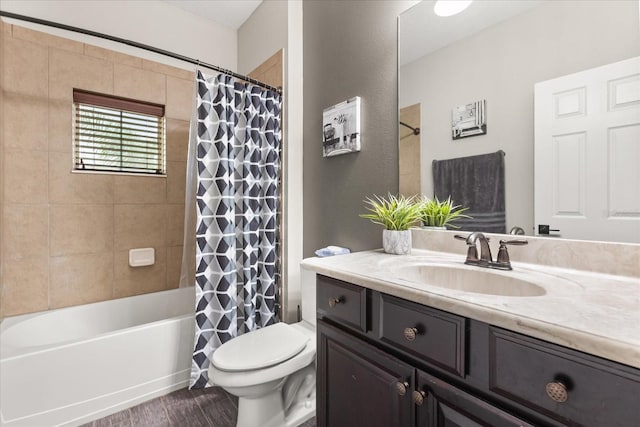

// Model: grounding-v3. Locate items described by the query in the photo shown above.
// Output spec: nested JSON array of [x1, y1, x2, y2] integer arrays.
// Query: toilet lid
[[212, 323, 310, 371]]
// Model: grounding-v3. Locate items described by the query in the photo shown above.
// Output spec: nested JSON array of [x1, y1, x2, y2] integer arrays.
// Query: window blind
[[73, 89, 166, 175]]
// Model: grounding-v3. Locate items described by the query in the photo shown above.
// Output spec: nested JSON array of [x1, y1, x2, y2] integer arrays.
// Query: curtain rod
[[400, 121, 420, 135], [0, 10, 282, 94]]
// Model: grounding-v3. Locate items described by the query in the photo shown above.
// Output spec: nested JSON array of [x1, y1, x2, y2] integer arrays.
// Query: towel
[[432, 150, 506, 233], [315, 246, 351, 257]]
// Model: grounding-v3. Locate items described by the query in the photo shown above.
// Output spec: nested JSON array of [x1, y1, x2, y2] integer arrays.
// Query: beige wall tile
[[50, 204, 114, 256], [2, 257, 49, 316], [84, 44, 142, 68], [114, 64, 166, 105], [248, 50, 283, 88], [3, 37, 48, 96], [3, 204, 49, 260], [167, 204, 185, 247], [2, 22, 11, 37], [4, 148, 48, 204], [262, 65, 283, 89], [166, 160, 186, 204], [166, 119, 189, 162], [12, 25, 83, 53], [48, 99, 73, 153], [49, 48, 113, 100], [166, 76, 194, 120], [114, 175, 166, 204], [142, 59, 194, 81], [166, 245, 184, 289], [50, 252, 113, 308], [114, 204, 166, 250], [399, 103, 421, 198], [3, 92, 48, 150], [114, 247, 166, 298], [49, 151, 115, 204]]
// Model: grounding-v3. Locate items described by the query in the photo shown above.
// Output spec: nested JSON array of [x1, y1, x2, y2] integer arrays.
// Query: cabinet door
[[317, 320, 414, 427], [416, 370, 534, 427]]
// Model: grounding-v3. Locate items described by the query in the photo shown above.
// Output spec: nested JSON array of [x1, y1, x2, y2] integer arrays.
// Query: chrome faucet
[[455, 233, 528, 270]]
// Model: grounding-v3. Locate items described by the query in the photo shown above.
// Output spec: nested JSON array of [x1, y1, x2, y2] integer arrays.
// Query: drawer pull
[[328, 297, 343, 308], [412, 390, 427, 406], [396, 381, 409, 396], [403, 327, 419, 341], [545, 381, 568, 403]]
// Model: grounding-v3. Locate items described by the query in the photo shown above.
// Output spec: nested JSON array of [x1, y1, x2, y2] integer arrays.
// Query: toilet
[[208, 269, 317, 427]]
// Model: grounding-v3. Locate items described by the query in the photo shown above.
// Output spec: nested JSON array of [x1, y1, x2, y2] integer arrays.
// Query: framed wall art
[[452, 99, 486, 140], [322, 96, 361, 157]]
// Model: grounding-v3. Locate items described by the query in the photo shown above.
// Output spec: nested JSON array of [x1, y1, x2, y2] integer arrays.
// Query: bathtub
[[0, 286, 196, 427]]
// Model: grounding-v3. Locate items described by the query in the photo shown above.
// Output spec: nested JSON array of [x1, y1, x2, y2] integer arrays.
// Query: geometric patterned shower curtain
[[190, 71, 282, 389]]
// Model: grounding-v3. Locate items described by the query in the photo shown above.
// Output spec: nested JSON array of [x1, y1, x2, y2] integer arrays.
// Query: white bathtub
[[0, 286, 196, 427]]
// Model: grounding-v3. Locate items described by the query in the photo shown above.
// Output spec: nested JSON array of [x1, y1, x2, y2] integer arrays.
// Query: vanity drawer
[[317, 275, 366, 332], [489, 328, 640, 427], [375, 293, 466, 377]]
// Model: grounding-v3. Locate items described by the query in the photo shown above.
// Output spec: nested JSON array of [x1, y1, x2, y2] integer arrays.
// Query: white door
[[534, 56, 640, 243]]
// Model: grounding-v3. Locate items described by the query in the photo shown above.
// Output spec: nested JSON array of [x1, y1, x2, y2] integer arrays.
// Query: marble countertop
[[302, 249, 640, 369]]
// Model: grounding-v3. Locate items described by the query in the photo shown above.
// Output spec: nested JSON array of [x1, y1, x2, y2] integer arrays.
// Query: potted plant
[[360, 193, 421, 255], [418, 196, 471, 229]]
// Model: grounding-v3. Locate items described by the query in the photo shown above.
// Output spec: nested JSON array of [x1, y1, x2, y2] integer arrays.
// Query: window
[[73, 89, 166, 175]]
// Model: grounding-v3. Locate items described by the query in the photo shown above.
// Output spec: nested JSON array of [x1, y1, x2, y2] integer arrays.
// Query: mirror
[[399, 0, 640, 243]]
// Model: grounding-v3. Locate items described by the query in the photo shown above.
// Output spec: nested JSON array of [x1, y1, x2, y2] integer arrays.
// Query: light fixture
[[434, 0, 473, 17]]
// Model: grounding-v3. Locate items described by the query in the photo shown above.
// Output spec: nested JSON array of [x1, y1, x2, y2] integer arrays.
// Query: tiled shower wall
[[0, 23, 195, 318]]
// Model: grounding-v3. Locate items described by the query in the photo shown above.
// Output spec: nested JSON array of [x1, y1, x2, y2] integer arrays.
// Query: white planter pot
[[382, 229, 412, 255]]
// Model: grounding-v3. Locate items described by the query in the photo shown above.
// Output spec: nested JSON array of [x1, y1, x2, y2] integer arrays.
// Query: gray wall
[[303, 0, 415, 257]]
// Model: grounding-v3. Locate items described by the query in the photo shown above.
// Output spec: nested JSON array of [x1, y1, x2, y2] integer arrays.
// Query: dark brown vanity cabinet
[[316, 274, 640, 427], [317, 320, 414, 427], [415, 370, 533, 427]]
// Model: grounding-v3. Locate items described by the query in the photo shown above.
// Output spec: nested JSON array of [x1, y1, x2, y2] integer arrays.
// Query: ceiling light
[[434, 0, 473, 17]]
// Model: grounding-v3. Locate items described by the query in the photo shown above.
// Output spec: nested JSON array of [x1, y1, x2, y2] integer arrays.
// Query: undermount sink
[[391, 263, 547, 297]]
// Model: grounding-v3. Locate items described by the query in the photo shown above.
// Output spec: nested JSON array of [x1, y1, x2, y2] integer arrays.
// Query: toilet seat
[[208, 321, 316, 389], [212, 322, 310, 372]]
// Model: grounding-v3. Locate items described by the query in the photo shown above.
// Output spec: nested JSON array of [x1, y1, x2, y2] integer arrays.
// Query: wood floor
[[81, 386, 316, 427]]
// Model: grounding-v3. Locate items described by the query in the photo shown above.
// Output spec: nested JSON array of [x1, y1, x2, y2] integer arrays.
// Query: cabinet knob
[[328, 297, 343, 308], [545, 381, 568, 403], [412, 390, 427, 406], [396, 381, 409, 396], [403, 327, 419, 341]]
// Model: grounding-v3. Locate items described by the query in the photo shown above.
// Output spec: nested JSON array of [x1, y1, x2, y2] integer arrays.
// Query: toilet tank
[[300, 267, 317, 326]]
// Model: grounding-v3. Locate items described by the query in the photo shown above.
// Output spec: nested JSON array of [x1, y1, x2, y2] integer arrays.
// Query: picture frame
[[322, 96, 361, 157], [452, 99, 486, 140]]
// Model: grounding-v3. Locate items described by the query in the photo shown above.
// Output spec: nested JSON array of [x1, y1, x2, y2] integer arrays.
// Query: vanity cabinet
[[317, 320, 414, 426], [415, 370, 533, 427], [316, 274, 640, 427]]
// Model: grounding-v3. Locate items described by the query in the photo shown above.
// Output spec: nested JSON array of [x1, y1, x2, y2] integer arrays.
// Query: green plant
[[360, 193, 421, 231], [418, 196, 471, 229]]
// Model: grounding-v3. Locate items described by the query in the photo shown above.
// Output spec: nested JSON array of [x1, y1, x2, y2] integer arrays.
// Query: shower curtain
[[189, 71, 282, 388]]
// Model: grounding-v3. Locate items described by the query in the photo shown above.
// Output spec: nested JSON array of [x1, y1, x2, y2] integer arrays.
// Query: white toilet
[[208, 270, 317, 427]]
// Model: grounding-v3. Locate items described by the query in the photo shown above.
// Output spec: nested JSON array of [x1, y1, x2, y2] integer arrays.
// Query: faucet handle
[[454, 234, 491, 242], [454, 234, 480, 264], [499, 239, 528, 246], [494, 239, 528, 270]]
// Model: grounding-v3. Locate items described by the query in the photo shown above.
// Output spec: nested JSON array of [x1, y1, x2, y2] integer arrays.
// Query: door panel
[[535, 56, 640, 242], [317, 320, 414, 427], [416, 370, 534, 427]]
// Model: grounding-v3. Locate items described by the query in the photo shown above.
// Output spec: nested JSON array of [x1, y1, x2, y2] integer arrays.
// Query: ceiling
[[165, 0, 262, 30], [400, 0, 546, 66]]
